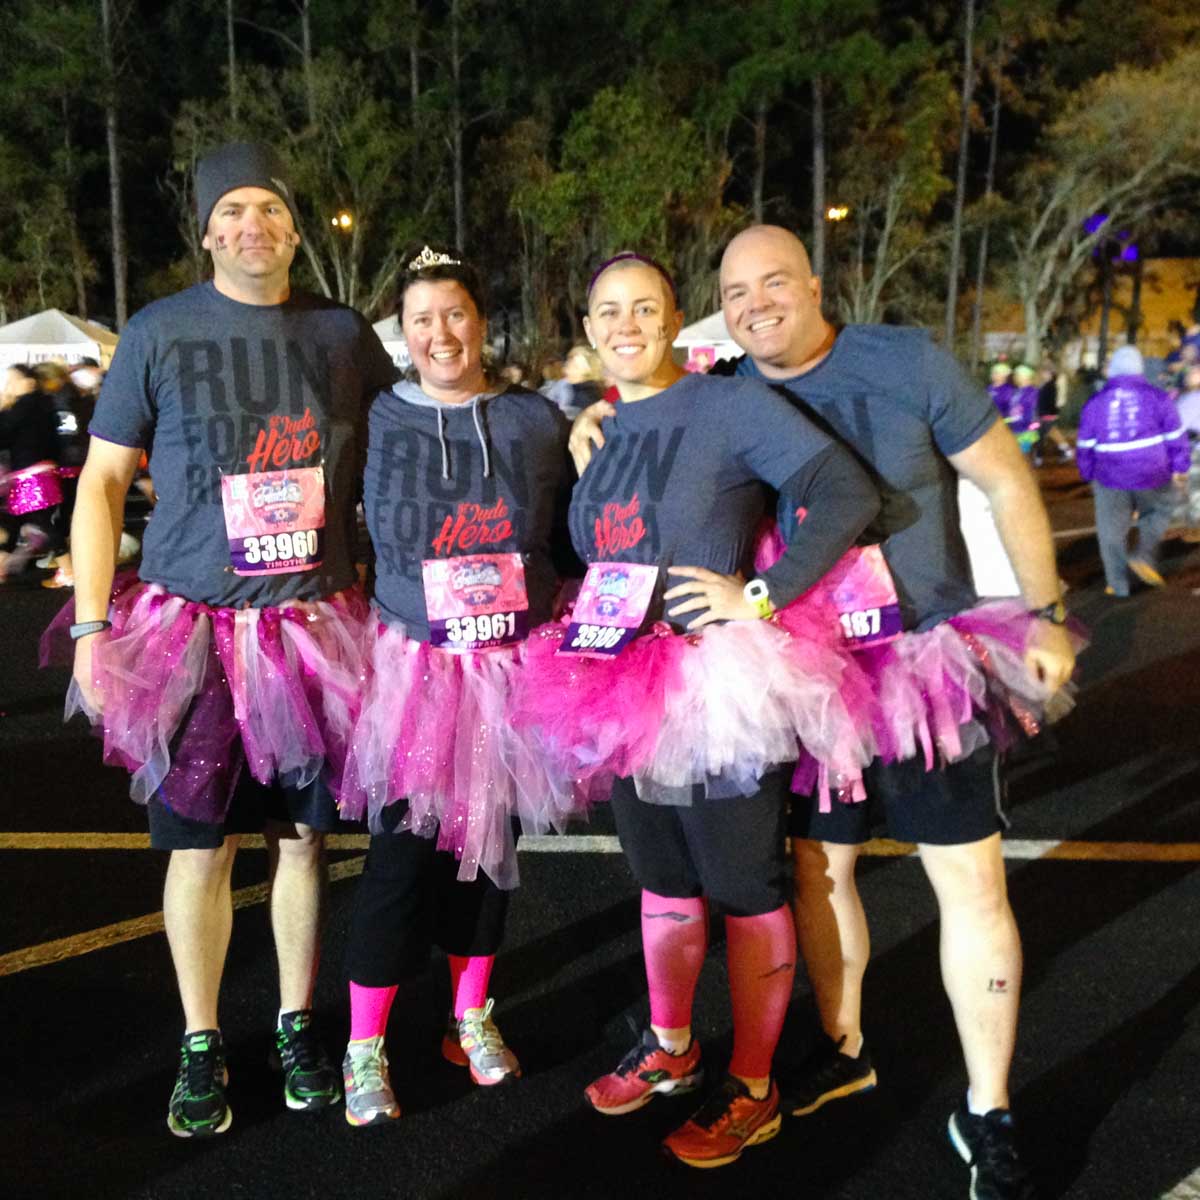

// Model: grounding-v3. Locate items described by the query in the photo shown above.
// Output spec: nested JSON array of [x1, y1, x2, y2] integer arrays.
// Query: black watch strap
[[1028, 601, 1067, 625], [69, 619, 113, 640]]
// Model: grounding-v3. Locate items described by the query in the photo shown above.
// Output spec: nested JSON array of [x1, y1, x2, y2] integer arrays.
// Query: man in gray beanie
[[65, 142, 396, 1137], [1077, 345, 1188, 594]]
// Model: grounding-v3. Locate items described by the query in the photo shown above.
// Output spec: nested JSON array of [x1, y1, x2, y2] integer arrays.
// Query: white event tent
[[673, 310, 742, 369], [0, 309, 119, 371], [372, 313, 412, 372]]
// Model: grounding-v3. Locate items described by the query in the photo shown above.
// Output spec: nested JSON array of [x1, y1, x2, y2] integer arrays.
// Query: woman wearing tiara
[[514, 252, 881, 1168], [337, 246, 583, 1125]]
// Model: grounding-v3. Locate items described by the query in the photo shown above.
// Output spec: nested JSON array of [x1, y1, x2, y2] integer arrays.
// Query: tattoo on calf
[[987, 978, 1010, 994]]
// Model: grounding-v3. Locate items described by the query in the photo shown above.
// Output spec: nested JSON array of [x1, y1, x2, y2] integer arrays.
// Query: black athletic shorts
[[610, 771, 790, 917], [788, 744, 1006, 847], [147, 770, 344, 850]]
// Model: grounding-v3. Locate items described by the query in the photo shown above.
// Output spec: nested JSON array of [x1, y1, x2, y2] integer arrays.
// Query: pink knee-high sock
[[726, 904, 797, 1080], [448, 955, 494, 1018], [348, 981, 398, 1042], [641, 890, 708, 1031]]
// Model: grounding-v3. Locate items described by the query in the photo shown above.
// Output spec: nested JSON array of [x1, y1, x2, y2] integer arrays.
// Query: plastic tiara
[[586, 251, 678, 303], [408, 245, 462, 272]]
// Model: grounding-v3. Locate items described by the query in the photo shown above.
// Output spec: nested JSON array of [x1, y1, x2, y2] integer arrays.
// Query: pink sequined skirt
[[5, 462, 62, 515], [58, 578, 371, 824], [339, 624, 594, 890]]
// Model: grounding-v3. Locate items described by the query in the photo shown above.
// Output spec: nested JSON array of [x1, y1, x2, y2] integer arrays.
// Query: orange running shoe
[[662, 1076, 781, 1169], [585, 1026, 703, 1116]]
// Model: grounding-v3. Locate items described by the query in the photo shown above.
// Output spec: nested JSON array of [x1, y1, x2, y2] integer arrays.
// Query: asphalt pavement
[[2, 464, 1199, 1200]]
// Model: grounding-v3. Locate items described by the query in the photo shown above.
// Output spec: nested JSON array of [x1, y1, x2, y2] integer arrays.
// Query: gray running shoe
[[342, 1037, 400, 1127], [453, 998, 521, 1086]]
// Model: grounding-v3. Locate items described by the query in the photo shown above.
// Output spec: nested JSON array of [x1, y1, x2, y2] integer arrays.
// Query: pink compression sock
[[641, 890, 708, 1031], [448, 955, 494, 1019], [726, 905, 797, 1080], [348, 981, 398, 1042]]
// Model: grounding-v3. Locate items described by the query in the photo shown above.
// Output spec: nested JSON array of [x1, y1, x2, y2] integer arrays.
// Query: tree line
[[2, 0, 1198, 369]]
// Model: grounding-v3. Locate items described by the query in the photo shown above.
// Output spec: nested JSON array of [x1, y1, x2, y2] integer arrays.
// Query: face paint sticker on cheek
[[215, 235, 228, 250]]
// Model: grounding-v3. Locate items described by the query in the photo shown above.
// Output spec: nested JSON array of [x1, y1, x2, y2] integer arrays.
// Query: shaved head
[[719, 225, 833, 378]]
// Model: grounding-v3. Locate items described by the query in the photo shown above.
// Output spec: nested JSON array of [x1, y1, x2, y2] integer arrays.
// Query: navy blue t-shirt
[[91, 283, 396, 607], [364, 382, 574, 640], [736, 325, 997, 629]]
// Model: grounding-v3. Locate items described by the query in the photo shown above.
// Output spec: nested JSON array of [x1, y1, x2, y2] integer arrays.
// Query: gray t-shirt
[[364, 381, 574, 640], [91, 282, 396, 607], [735, 324, 998, 630], [570, 372, 879, 620]]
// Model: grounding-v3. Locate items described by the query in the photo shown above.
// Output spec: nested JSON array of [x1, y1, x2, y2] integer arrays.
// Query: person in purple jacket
[[1077, 345, 1189, 594], [1005, 365, 1041, 454], [987, 362, 1014, 416]]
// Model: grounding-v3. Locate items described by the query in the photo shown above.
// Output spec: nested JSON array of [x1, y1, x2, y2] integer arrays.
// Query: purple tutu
[[339, 624, 595, 890], [513, 610, 878, 810], [52, 578, 371, 824], [4, 461, 63, 515]]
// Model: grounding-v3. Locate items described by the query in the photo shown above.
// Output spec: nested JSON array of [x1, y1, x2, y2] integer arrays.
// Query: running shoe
[[342, 1037, 401, 1127], [785, 1033, 877, 1116], [1128, 558, 1166, 588], [585, 1025, 703, 1116], [35, 554, 57, 570], [167, 1029, 231, 1138], [449, 998, 521, 1086], [440, 1012, 469, 1068], [273, 1010, 341, 1111], [662, 1075, 781, 1169], [947, 1103, 1036, 1200]]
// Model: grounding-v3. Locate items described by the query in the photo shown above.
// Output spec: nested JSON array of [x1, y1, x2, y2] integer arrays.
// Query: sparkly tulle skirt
[[338, 623, 595, 890], [43, 577, 370, 823]]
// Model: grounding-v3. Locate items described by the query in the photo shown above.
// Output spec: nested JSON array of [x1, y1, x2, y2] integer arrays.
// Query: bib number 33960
[[221, 465, 326, 576]]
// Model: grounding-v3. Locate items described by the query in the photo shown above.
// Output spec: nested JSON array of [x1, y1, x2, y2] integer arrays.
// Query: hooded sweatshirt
[[1076, 375, 1188, 490], [363, 380, 575, 639]]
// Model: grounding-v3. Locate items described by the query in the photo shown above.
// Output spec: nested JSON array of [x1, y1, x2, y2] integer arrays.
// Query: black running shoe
[[273, 1010, 341, 1111], [167, 1029, 231, 1138], [785, 1034, 877, 1116], [948, 1103, 1036, 1200]]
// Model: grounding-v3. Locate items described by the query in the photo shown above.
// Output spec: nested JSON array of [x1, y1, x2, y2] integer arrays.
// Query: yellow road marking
[[4, 832, 1200, 862], [0, 857, 364, 979]]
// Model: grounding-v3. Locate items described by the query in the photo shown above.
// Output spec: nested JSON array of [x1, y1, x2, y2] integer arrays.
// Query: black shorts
[[788, 745, 1006, 847], [147, 771, 343, 850], [344, 802, 511, 986], [610, 772, 790, 917]]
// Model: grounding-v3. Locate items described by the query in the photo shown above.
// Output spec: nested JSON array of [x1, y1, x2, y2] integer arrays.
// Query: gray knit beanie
[[195, 142, 300, 233]]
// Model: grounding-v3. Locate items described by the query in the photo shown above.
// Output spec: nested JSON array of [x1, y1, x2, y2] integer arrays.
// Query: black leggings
[[609, 772, 790, 917], [344, 801, 510, 987]]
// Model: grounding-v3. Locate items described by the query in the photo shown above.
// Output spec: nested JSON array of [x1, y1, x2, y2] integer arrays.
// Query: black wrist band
[[69, 620, 112, 640]]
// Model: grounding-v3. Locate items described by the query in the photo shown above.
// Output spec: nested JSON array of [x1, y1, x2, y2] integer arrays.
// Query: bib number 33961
[[422, 552, 529, 651]]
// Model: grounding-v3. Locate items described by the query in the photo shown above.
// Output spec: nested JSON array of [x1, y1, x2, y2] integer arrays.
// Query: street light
[[825, 205, 850, 222], [330, 210, 354, 232]]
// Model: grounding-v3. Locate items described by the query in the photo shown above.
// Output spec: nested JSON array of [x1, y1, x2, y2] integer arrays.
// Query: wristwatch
[[1028, 600, 1068, 626], [743, 578, 775, 619], [69, 619, 112, 640]]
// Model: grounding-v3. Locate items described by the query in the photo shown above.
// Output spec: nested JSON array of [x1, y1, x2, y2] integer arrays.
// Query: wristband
[[69, 619, 112, 640], [1028, 600, 1067, 626], [743, 578, 775, 619]]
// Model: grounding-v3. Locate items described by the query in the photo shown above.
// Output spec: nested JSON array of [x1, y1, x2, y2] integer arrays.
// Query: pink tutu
[[4, 461, 62, 515], [48, 578, 371, 823], [513, 612, 878, 810], [755, 524, 1084, 781], [340, 624, 595, 890]]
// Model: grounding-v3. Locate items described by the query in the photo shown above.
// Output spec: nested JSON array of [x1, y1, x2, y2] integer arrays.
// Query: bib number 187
[[839, 607, 882, 640]]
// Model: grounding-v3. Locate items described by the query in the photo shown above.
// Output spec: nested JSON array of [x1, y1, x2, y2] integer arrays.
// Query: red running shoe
[[662, 1076, 781, 1169], [585, 1027, 703, 1116]]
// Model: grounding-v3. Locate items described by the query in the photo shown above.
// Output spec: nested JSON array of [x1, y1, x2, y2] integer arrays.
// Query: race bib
[[422, 552, 528, 651], [559, 562, 659, 658], [221, 465, 325, 576], [821, 545, 902, 648]]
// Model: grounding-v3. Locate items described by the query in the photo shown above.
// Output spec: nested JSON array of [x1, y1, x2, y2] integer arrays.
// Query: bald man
[[571, 226, 1070, 1200]]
